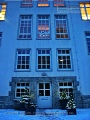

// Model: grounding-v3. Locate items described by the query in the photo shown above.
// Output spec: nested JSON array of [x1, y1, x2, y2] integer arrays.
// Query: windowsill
[[20, 5, 33, 8], [37, 5, 50, 7], [53, 5, 65, 7], [56, 38, 70, 40], [14, 70, 31, 72], [82, 19, 90, 21], [17, 38, 32, 40], [36, 69, 53, 72], [57, 69, 74, 71], [36, 38, 51, 40]]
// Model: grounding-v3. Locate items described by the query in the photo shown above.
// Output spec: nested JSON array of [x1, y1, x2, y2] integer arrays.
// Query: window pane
[[45, 90, 50, 96], [54, 0, 65, 7], [80, 3, 90, 20], [0, 4, 6, 20], [39, 90, 44, 96], [38, 15, 50, 39], [86, 33, 90, 54], [38, 0, 49, 7], [55, 15, 69, 39], [37, 49, 51, 70], [45, 83, 50, 89], [18, 16, 32, 39], [16, 49, 30, 70], [22, 0, 33, 7], [39, 83, 44, 89]]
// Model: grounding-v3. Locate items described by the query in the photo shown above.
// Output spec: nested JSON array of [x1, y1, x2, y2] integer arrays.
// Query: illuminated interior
[[0, 4, 6, 20], [54, 0, 64, 7], [22, 0, 32, 7], [38, 0, 49, 7], [80, 3, 90, 20]]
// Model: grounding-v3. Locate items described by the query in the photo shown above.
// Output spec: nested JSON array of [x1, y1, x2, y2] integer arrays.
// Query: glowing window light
[[80, 3, 90, 20], [38, 0, 49, 7], [0, 4, 6, 21]]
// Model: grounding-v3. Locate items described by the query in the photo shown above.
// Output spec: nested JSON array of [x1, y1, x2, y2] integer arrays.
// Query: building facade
[[0, 0, 90, 108]]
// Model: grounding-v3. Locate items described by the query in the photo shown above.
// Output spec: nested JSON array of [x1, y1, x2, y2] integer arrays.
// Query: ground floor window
[[59, 82, 73, 98], [15, 82, 30, 98]]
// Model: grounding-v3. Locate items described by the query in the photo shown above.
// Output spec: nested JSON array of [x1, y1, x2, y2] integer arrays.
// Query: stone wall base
[[0, 76, 90, 109]]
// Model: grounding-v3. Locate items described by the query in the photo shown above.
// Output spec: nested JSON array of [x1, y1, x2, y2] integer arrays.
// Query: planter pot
[[25, 106, 36, 115], [13, 99, 20, 110], [67, 108, 76, 115], [60, 99, 68, 110], [20, 102, 25, 111]]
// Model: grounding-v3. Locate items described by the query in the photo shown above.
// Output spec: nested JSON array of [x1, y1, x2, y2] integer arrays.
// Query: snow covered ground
[[0, 108, 90, 120]]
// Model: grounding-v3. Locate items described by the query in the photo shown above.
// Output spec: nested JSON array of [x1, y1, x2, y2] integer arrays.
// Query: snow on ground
[[0, 108, 90, 120]]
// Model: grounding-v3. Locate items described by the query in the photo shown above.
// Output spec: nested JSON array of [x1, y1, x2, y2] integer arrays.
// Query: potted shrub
[[60, 89, 68, 110], [25, 98, 37, 115], [19, 87, 31, 111], [66, 93, 76, 115], [19, 87, 37, 115], [13, 99, 20, 110]]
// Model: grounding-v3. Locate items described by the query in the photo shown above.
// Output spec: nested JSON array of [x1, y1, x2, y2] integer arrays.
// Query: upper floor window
[[21, 0, 33, 7], [55, 15, 69, 39], [80, 3, 90, 20], [54, 0, 65, 7], [16, 49, 31, 70], [85, 33, 90, 54], [0, 32, 2, 46], [0, 4, 6, 20], [37, 49, 51, 70], [37, 15, 50, 39], [57, 49, 72, 70], [38, 0, 49, 7], [18, 15, 32, 39]]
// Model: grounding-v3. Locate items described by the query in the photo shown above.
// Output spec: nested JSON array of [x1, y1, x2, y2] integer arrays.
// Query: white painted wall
[[0, 1, 90, 96]]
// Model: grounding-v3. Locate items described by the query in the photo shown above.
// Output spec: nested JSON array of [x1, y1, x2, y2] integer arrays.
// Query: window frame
[[0, 32, 2, 47], [85, 32, 90, 54], [59, 82, 73, 99], [37, 49, 51, 71], [80, 3, 90, 20], [53, 0, 65, 7], [15, 49, 31, 71], [21, 0, 33, 7], [37, 15, 51, 40], [18, 15, 32, 40], [37, 0, 49, 7], [15, 82, 30, 98], [55, 15, 69, 39], [57, 49, 72, 70], [0, 3, 6, 21]]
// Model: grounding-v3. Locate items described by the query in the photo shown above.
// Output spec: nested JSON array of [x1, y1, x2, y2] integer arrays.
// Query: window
[[57, 49, 72, 70], [55, 15, 69, 39], [21, 0, 33, 7], [85, 33, 90, 54], [37, 15, 50, 39], [16, 49, 31, 70], [54, 0, 65, 7], [18, 15, 32, 39], [80, 3, 90, 20], [15, 82, 30, 98], [59, 82, 73, 98], [38, 0, 49, 7], [0, 32, 2, 46], [0, 4, 6, 20], [37, 49, 51, 70]]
